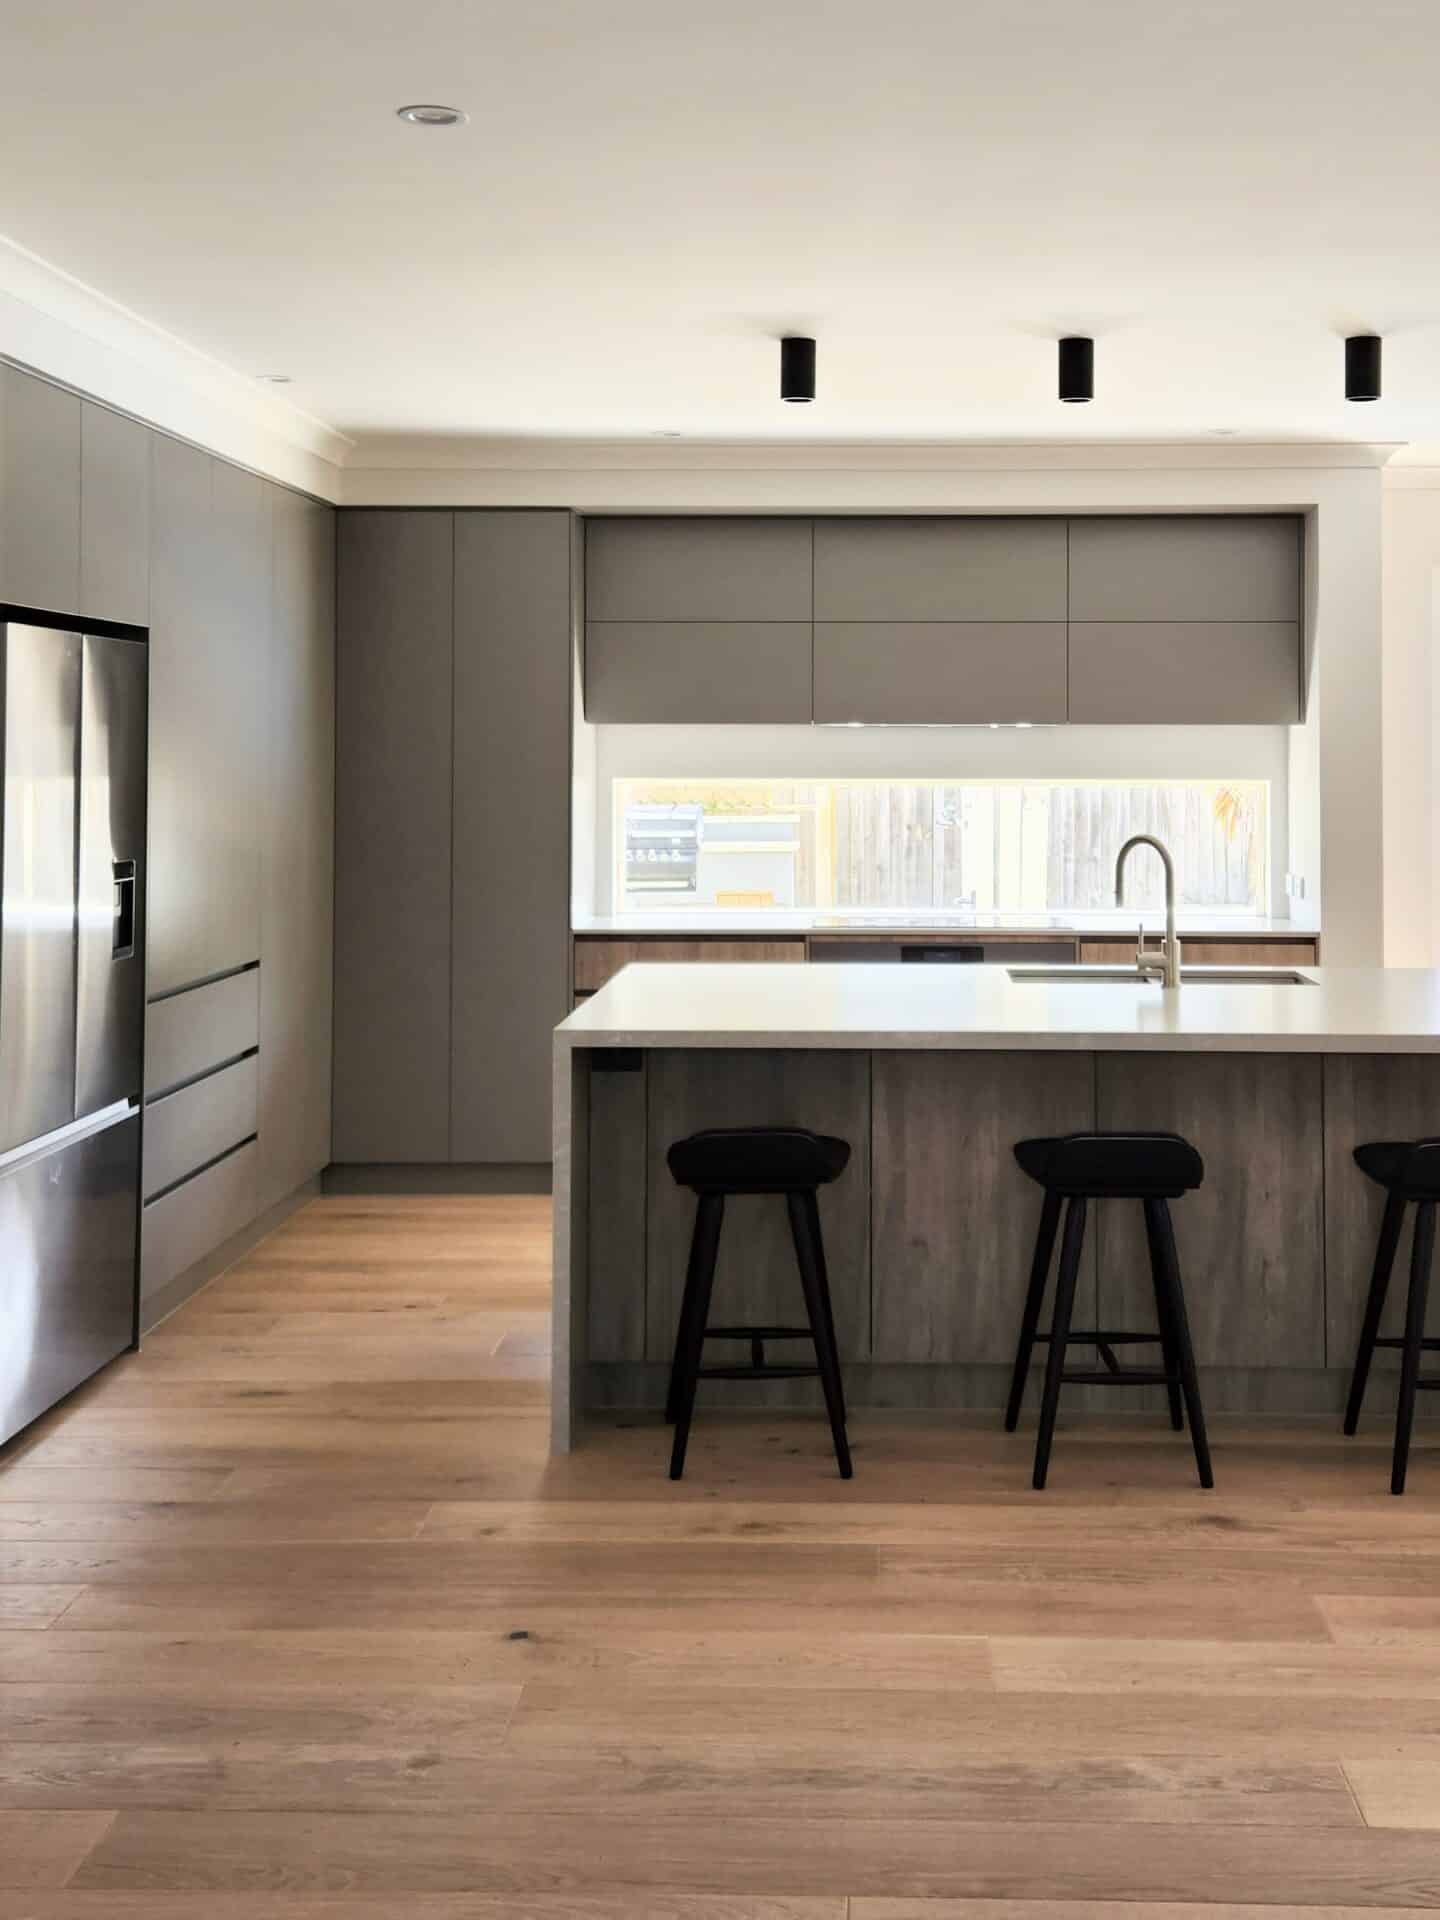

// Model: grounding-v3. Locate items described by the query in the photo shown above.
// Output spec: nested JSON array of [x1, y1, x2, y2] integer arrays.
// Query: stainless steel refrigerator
[[0, 620, 146, 1446]]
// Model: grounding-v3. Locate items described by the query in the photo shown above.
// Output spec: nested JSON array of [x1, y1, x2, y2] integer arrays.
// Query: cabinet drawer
[[141, 1138, 258, 1304], [144, 1054, 259, 1200], [145, 968, 259, 1097], [814, 621, 1066, 724], [1078, 938, 1318, 965], [575, 938, 807, 993]]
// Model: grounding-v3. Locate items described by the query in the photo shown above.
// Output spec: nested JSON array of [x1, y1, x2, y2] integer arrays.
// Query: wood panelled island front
[[552, 962, 1440, 1449]]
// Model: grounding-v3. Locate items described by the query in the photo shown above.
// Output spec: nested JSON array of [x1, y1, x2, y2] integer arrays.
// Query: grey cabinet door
[[0, 366, 81, 615], [333, 511, 454, 1162], [146, 438, 211, 996], [148, 447, 265, 997], [586, 517, 812, 620], [586, 619, 812, 722], [259, 488, 335, 1207], [1068, 515, 1301, 621], [1068, 622, 1301, 723], [813, 517, 1067, 621], [451, 511, 572, 1162], [814, 621, 1067, 723], [80, 403, 150, 625]]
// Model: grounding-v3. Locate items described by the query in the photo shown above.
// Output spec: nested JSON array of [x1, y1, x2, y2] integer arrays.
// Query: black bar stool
[[1005, 1131, 1213, 1490], [664, 1126, 852, 1481], [1343, 1139, 1440, 1494]]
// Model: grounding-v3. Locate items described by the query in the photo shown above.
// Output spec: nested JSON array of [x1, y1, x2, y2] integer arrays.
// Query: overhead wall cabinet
[[585, 516, 812, 722], [582, 511, 1304, 725], [333, 508, 574, 1167], [1066, 515, 1303, 724]]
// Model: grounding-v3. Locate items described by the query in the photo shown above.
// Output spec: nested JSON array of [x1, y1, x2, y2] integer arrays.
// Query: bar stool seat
[[1005, 1130, 1213, 1490], [667, 1127, 851, 1193], [1013, 1132, 1204, 1197], [664, 1127, 852, 1481], [1344, 1139, 1440, 1493]]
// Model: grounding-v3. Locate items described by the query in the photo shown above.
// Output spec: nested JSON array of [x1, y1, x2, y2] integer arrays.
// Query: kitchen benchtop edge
[[556, 963, 1440, 1053]]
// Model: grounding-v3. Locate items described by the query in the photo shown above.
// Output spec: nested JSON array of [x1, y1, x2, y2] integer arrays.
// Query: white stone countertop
[[555, 963, 1440, 1054], [572, 909, 1316, 937]]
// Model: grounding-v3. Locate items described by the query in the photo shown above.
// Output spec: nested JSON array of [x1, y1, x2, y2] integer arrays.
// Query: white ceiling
[[3, 0, 1440, 453]]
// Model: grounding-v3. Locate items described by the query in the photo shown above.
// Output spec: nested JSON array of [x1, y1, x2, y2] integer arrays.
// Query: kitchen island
[[551, 963, 1440, 1450]]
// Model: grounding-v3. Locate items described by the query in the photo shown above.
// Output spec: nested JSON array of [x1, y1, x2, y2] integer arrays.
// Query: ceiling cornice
[[345, 435, 1402, 475], [0, 231, 350, 498]]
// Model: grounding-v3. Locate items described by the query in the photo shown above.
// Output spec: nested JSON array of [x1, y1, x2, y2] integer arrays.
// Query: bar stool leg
[[669, 1194, 725, 1481], [1033, 1196, 1086, 1490], [1345, 1191, 1406, 1436], [803, 1189, 848, 1429], [664, 1255, 701, 1426], [665, 1202, 714, 1425], [1006, 1189, 1062, 1432], [1392, 1200, 1435, 1496], [1143, 1198, 1186, 1432], [787, 1190, 853, 1480], [1147, 1198, 1214, 1490]]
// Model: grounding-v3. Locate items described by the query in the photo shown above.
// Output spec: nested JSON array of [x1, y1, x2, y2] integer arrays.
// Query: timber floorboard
[[1, 1196, 1440, 1913]]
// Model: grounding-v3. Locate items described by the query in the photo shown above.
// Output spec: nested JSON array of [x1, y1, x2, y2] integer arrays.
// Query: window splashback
[[614, 778, 1269, 915]]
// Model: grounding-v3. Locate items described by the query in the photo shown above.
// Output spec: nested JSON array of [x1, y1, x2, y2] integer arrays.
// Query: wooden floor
[[3, 1195, 1440, 1918]]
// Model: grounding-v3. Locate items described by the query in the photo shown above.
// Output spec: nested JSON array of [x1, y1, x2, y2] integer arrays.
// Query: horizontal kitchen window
[[613, 778, 1269, 913]]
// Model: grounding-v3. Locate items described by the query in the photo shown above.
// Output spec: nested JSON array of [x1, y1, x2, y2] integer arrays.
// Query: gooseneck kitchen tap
[[1115, 833, 1182, 988]]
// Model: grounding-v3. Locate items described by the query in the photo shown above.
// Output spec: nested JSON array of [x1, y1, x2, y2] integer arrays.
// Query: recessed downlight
[[396, 102, 468, 127], [256, 374, 292, 384]]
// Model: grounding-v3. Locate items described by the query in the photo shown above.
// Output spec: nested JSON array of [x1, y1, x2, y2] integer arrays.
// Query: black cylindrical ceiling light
[[781, 335, 816, 403], [1058, 335, 1094, 403], [1345, 333, 1382, 402]]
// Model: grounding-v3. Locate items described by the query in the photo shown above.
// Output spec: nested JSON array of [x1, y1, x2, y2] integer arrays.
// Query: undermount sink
[[1007, 966, 1313, 986]]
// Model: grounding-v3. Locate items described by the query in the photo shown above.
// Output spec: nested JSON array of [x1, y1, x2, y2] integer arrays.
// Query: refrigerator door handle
[[112, 860, 137, 959]]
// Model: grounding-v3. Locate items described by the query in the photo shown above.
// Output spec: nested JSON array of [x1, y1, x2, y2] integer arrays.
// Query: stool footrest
[[1035, 1330, 1164, 1345], [698, 1364, 821, 1382], [1061, 1368, 1173, 1388], [703, 1325, 812, 1341], [1372, 1336, 1440, 1352]]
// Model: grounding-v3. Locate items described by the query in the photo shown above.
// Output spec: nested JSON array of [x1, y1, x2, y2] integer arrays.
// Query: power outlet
[[1284, 872, 1306, 901]]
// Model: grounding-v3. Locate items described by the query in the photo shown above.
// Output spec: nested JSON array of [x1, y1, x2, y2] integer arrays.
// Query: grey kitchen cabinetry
[[586, 516, 812, 620], [1067, 514, 1301, 622], [586, 619, 813, 723], [141, 1139, 259, 1315], [1068, 621, 1301, 723], [813, 620, 1067, 724], [813, 516, 1067, 622], [81, 401, 151, 625], [451, 511, 573, 1162], [259, 487, 335, 1207], [0, 364, 81, 615], [146, 439, 265, 997], [333, 510, 455, 1162], [585, 515, 813, 724]]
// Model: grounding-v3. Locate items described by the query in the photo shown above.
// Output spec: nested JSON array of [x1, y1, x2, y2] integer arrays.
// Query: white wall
[[592, 721, 1290, 915], [1381, 473, 1440, 964]]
